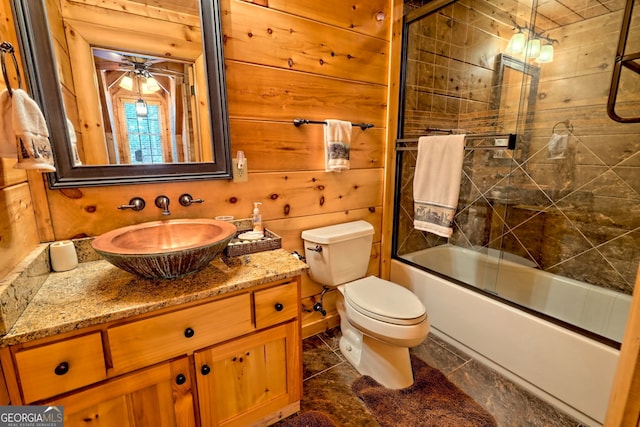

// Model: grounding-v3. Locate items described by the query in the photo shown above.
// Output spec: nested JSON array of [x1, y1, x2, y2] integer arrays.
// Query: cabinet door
[[45, 357, 195, 427], [194, 322, 302, 427]]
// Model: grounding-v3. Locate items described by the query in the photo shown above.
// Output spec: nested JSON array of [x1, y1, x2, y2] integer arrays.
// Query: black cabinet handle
[[54, 361, 69, 376], [176, 373, 187, 385], [201, 365, 211, 375], [274, 302, 284, 311], [184, 327, 195, 338]]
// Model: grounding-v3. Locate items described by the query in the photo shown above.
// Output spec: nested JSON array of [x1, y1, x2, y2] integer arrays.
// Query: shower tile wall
[[397, 0, 640, 296]]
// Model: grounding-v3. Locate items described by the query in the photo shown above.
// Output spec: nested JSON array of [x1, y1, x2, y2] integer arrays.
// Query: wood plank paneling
[[229, 119, 384, 171], [67, 0, 201, 25], [0, 159, 27, 189], [0, 2, 42, 275], [222, 0, 389, 85], [0, 184, 40, 279], [59, 0, 202, 60], [46, 169, 383, 239], [225, 60, 387, 124], [264, 0, 390, 40]]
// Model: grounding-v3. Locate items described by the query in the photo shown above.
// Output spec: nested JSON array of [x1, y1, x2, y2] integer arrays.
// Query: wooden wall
[[0, 3, 42, 280], [22, 0, 397, 337]]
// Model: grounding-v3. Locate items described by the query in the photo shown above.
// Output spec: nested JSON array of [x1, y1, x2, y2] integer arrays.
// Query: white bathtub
[[401, 245, 631, 343], [390, 245, 630, 426]]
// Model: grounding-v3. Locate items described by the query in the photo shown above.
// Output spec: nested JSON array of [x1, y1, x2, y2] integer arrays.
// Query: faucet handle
[[179, 193, 204, 207], [118, 197, 146, 211]]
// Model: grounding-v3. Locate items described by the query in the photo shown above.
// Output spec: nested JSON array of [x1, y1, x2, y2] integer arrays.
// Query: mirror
[[490, 54, 540, 160], [90, 48, 207, 166], [10, 0, 231, 187]]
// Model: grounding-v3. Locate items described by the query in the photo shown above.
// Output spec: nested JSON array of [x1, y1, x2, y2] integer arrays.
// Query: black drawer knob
[[54, 361, 69, 376], [274, 302, 284, 311], [201, 365, 211, 375], [176, 373, 187, 385], [184, 327, 195, 338]]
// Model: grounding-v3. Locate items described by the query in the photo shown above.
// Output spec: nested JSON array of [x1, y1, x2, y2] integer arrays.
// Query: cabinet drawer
[[254, 281, 298, 329], [108, 293, 252, 374], [15, 332, 106, 403]]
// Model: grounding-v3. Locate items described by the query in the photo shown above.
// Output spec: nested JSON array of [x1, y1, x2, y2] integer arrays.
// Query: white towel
[[324, 119, 351, 172], [413, 134, 465, 238], [0, 88, 56, 171]]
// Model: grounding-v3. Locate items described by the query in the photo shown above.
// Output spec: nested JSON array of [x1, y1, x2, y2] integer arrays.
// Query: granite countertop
[[1, 249, 308, 347]]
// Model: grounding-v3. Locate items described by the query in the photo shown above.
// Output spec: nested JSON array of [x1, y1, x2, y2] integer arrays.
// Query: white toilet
[[302, 220, 429, 389]]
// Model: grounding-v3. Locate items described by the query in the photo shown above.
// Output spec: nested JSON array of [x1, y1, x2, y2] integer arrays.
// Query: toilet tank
[[301, 220, 374, 286]]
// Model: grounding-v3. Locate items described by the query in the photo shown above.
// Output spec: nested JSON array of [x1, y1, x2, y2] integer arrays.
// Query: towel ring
[[0, 41, 22, 97], [552, 120, 573, 135]]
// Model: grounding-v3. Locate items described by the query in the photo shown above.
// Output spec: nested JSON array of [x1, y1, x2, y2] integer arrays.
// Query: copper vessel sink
[[92, 219, 237, 279]]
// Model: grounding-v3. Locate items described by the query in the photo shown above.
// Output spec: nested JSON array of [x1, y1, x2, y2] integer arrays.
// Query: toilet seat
[[343, 276, 426, 326]]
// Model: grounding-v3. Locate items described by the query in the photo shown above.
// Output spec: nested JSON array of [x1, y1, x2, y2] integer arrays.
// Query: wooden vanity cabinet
[[46, 356, 195, 427], [2, 277, 302, 427], [195, 321, 301, 427]]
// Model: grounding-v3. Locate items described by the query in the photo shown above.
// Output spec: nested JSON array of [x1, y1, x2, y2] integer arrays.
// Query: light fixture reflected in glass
[[526, 39, 541, 59], [119, 73, 133, 91], [507, 32, 526, 54], [135, 98, 148, 117], [535, 44, 554, 63], [506, 21, 558, 64]]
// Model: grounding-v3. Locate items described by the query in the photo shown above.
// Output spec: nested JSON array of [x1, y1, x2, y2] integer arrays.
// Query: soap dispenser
[[252, 202, 264, 234]]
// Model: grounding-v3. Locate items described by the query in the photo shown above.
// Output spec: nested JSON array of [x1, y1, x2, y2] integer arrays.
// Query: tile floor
[[293, 328, 588, 427]]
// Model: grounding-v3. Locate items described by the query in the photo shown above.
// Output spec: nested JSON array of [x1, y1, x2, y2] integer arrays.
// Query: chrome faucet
[[154, 195, 171, 216]]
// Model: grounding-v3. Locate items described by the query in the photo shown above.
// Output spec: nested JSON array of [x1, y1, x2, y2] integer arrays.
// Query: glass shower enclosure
[[392, 0, 640, 346]]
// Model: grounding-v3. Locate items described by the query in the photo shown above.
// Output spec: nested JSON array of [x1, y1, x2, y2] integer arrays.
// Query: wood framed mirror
[[10, 0, 232, 187]]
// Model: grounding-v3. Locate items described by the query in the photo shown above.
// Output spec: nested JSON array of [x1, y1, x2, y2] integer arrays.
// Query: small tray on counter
[[224, 228, 282, 256]]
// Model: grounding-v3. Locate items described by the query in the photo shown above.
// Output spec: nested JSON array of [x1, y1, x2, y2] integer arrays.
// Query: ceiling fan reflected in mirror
[[92, 48, 190, 95]]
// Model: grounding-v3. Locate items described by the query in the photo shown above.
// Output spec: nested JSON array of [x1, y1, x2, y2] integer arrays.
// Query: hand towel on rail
[[413, 134, 465, 238], [324, 119, 352, 172], [0, 88, 56, 171]]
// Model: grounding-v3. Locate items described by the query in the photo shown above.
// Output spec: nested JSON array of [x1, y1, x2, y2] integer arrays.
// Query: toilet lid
[[343, 276, 426, 326]]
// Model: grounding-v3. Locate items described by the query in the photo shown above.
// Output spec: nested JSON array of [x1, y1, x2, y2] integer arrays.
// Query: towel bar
[[293, 118, 374, 131], [395, 133, 517, 151]]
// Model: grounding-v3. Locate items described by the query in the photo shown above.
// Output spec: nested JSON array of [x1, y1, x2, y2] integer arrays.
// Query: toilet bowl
[[337, 276, 430, 389], [302, 221, 429, 389]]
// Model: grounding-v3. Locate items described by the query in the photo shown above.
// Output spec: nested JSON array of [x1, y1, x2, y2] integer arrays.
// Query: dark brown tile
[[301, 362, 380, 427], [409, 335, 470, 374], [316, 326, 342, 351], [447, 359, 582, 427], [302, 335, 343, 380], [297, 330, 581, 427]]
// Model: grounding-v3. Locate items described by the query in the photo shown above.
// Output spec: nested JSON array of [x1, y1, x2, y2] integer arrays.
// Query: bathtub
[[401, 245, 631, 343], [390, 245, 630, 426]]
